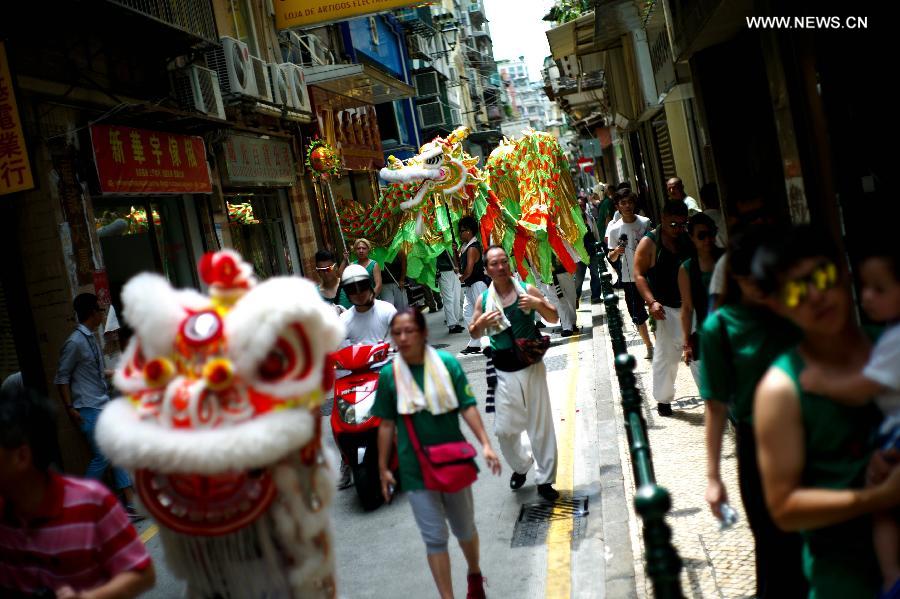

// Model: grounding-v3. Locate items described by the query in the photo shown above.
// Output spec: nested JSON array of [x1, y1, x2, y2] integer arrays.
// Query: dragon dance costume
[[338, 127, 589, 290]]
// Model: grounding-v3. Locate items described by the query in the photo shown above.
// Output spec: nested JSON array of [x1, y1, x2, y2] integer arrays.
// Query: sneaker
[[449, 325, 466, 334], [645, 346, 654, 361], [537, 483, 560, 501], [590, 296, 602, 303], [124, 504, 146, 522], [338, 463, 353, 490], [657, 402, 673, 417], [466, 573, 487, 599], [509, 471, 527, 490], [459, 346, 482, 355]]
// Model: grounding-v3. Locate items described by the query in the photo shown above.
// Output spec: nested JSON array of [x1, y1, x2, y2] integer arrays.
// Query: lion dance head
[[97, 249, 345, 598]]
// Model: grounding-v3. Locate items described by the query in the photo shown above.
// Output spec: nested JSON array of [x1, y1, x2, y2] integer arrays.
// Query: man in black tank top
[[458, 216, 489, 354], [634, 200, 700, 416]]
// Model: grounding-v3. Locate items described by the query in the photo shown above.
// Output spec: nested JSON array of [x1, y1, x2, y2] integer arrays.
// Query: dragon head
[[379, 126, 479, 213]]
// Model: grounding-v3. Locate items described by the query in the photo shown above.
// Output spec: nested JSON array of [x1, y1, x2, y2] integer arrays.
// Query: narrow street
[[141, 282, 637, 598]]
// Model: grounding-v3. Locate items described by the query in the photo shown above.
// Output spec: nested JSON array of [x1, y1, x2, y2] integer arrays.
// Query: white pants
[[438, 270, 464, 328], [554, 271, 578, 331], [652, 305, 700, 404], [494, 362, 558, 485], [463, 281, 487, 348], [379, 282, 408, 311]]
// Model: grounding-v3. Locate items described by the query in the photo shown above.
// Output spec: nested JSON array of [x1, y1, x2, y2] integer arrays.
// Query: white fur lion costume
[[96, 250, 344, 598]]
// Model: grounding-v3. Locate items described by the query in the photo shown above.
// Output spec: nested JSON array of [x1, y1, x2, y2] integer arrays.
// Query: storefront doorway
[[225, 191, 300, 279], [93, 195, 209, 346]]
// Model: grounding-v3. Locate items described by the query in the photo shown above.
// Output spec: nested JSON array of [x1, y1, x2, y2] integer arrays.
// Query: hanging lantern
[[305, 138, 341, 179]]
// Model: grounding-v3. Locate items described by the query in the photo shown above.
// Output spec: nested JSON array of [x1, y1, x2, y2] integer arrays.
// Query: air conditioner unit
[[408, 34, 430, 59], [414, 71, 440, 97], [295, 32, 330, 67], [206, 36, 258, 98], [250, 56, 272, 102], [268, 63, 289, 106], [417, 100, 445, 129], [281, 63, 311, 112], [171, 65, 226, 120], [450, 107, 461, 126]]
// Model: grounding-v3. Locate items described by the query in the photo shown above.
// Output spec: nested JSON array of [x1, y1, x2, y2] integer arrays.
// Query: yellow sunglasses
[[781, 262, 838, 309]]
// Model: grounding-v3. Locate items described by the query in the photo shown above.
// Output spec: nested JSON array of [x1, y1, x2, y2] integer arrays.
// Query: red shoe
[[466, 573, 486, 599]]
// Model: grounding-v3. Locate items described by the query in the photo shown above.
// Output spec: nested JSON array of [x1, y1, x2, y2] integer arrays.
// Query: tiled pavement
[[596, 293, 757, 598]]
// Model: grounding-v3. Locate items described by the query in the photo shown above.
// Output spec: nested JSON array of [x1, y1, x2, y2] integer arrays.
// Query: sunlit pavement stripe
[[140, 524, 159, 544], [545, 321, 580, 598]]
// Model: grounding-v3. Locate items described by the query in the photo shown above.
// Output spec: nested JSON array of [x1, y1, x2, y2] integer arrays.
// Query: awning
[[546, 13, 593, 60], [593, 0, 643, 51], [303, 63, 415, 105]]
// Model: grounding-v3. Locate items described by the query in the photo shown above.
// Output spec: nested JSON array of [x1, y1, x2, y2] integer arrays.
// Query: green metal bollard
[[602, 311, 683, 596], [635, 485, 684, 598], [604, 293, 627, 356], [615, 354, 656, 482]]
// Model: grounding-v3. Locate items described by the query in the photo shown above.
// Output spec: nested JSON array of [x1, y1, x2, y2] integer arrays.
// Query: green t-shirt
[[353, 259, 377, 283], [371, 350, 477, 491], [772, 348, 882, 598], [319, 287, 352, 309], [596, 197, 614, 227], [479, 282, 539, 351], [698, 304, 800, 424]]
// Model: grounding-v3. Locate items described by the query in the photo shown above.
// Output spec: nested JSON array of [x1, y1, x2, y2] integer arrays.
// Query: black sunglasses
[[695, 230, 715, 240], [668, 221, 688, 230]]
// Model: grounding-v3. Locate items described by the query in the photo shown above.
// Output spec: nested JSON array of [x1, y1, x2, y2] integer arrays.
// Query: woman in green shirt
[[753, 226, 900, 598], [373, 308, 500, 599], [342, 238, 382, 296], [700, 227, 806, 597], [678, 212, 723, 365]]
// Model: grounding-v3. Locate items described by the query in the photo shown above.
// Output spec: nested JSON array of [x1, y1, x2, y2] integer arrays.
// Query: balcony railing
[[106, 0, 218, 44], [394, 6, 436, 34], [468, 1, 485, 25]]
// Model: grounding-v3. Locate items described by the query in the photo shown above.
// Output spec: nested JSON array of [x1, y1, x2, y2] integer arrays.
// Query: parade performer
[[337, 127, 588, 293], [95, 249, 345, 598]]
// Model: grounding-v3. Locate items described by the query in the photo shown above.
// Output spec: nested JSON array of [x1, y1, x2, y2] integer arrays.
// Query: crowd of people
[[3, 168, 899, 599]]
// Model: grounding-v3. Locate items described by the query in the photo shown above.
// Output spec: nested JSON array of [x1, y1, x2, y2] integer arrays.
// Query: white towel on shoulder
[[395, 345, 459, 416]]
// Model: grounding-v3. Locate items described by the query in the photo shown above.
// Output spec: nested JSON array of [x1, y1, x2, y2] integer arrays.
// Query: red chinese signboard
[[0, 41, 35, 196], [93, 269, 111, 309], [90, 124, 212, 194]]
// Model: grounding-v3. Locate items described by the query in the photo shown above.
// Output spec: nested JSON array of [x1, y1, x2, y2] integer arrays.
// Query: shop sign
[[56, 147, 95, 286], [220, 134, 296, 187], [276, 0, 421, 30], [93, 270, 111, 309], [90, 124, 212, 194], [577, 157, 595, 176], [0, 41, 35, 196]]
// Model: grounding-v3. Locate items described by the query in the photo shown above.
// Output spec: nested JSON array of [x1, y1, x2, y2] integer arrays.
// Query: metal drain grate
[[432, 343, 449, 349], [511, 496, 589, 547]]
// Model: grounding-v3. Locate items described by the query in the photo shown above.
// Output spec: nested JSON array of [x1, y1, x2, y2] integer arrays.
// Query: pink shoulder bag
[[402, 415, 477, 493]]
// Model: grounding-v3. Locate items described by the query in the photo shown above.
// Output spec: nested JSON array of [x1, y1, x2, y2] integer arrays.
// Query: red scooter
[[331, 342, 396, 510]]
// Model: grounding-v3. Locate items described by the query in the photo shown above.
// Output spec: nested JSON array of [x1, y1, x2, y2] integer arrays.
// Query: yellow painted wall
[[664, 100, 700, 202]]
